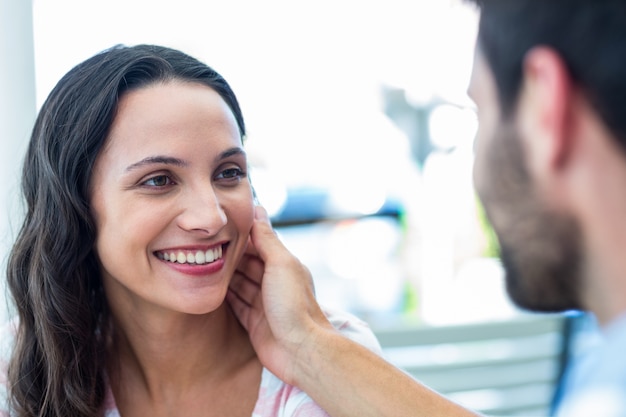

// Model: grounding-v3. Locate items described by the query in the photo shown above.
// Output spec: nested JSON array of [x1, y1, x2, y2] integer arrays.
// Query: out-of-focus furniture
[[373, 313, 574, 417]]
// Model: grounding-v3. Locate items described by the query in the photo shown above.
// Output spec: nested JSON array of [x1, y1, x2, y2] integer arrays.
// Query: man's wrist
[[287, 322, 344, 389]]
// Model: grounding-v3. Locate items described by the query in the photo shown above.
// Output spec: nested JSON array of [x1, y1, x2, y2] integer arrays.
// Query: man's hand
[[228, 207, 483, 417], [227, 205, 333, 385]]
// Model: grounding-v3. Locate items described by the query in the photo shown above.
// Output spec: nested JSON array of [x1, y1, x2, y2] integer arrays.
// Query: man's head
[[471, 0, 626, 136], [467, 0, 626, 317]]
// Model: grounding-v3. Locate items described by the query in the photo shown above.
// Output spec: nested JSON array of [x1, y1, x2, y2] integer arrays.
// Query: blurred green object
[[475, 195, 500, 258], [401, 280, 420, 317]]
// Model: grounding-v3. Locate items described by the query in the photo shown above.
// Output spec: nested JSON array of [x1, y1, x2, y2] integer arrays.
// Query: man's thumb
[[251, 205, 285, 260]]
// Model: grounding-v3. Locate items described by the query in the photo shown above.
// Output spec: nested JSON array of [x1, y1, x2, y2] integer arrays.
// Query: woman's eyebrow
[[125, 156, 189, 172], [217, 147, 247, 161], [124, 148, 246, 172]]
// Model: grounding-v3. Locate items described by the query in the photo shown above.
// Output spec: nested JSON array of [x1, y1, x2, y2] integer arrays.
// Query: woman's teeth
[[157, 246, 223, 265]]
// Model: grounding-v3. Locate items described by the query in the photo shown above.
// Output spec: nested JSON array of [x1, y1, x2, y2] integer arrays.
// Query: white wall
[[18, 0, 482, 323], [0, 0, 37, 323]]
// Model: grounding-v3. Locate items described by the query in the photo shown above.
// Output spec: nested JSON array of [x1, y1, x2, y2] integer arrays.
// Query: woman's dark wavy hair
[[468, 0, 626, 148], [6, 44, 245, 417]]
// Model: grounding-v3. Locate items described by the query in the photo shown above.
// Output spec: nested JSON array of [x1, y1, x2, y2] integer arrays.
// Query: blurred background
[[4, 2, 598, 415], [1, 0, 520, 326]]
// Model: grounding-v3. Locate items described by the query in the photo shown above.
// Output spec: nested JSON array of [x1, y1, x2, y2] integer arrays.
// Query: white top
[[1, 308, 382, 417]]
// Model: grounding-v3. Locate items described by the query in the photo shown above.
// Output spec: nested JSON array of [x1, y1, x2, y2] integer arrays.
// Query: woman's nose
[[177, 185, 227, 235]]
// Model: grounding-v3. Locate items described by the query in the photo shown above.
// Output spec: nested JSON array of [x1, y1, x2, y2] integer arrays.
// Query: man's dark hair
[[469, 0, 626, 148]]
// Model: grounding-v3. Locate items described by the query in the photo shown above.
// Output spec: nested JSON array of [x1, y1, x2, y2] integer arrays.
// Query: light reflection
[[428, 104, 478, 151]]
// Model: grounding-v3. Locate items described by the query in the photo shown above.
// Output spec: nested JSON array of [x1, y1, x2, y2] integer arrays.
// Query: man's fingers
[[226, 287, 251, 328], [229, 270, 262, 308], [227, 270, 264, 331], [236, 253, 265, 285], [243, 235, 259, 257], [250, 206, 290, 262]]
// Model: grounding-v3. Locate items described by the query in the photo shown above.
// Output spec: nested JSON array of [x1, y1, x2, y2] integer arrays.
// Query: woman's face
[[90, 81, 254, 318]]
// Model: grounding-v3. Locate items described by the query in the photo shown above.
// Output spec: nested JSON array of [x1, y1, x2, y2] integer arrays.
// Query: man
[[228, 0, 626, 416]]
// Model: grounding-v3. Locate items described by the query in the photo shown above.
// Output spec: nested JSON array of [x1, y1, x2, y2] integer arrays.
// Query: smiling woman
[[0, 44, 381, 417], [91, 81, 253, 317]]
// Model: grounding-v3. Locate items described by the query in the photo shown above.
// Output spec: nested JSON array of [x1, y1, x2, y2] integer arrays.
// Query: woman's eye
[[217, 167, 245, 180], [143, 175, 173, 187]]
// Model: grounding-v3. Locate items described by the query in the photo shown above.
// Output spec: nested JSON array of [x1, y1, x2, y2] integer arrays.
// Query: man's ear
[[518, 46, 574, 174]]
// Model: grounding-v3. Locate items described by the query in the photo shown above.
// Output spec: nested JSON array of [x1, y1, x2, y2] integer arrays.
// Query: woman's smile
[[154, 243, 229, 277], [155, 243, 225, 265]]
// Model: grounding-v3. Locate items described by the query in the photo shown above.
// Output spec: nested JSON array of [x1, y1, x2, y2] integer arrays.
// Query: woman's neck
[[107, 303, 257, 403]]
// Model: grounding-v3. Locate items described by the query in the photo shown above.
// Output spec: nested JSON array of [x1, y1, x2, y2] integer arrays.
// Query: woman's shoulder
[[323, 307, 383, 354], [255, 368, 330, 417], [253, 308, 381, 417]]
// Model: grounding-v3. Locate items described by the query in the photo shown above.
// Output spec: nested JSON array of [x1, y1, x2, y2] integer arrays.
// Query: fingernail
[[255, 205, 270, 222]]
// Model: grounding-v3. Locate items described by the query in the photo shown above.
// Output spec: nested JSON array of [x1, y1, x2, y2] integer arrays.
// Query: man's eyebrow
[[125, 156, 189, 172]]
